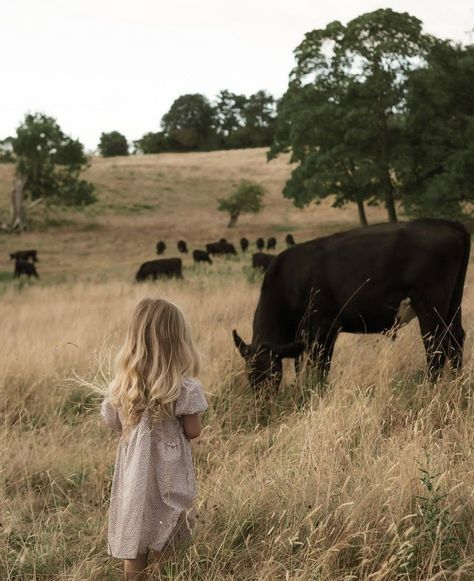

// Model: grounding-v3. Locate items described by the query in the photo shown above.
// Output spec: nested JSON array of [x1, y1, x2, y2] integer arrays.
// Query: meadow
[[1, 148, 473, 580]]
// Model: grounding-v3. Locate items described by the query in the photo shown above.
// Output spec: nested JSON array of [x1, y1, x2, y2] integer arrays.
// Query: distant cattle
[[240, 237, 249, 253], [156, 241, 166, 255], [286, 234, 295, 247], [234, 219, 470, 390], [177, 240, 188, 253], [206, 241, 237, 256], [219, 238, 227, 244], [267, 237, 277, 251], [135, 258, 183, 281], [193, 249, 212, 264], [10, 249, 38, 262], [256, 238, 264, 251], [252, 252, 275, 271], [14, 259, 39, 278]]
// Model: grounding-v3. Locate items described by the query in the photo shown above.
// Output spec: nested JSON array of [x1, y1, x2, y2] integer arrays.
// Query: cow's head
[[232, 329, 305, 389]]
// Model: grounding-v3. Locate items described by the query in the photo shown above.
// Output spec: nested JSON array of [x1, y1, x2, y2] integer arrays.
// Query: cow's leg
[[411, 292, 451, 381], [447, 308, 465, 372]]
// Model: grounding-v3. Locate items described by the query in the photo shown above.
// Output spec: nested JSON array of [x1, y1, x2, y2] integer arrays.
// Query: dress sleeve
[[175, 378, 208, 417], [100, 393, 122, 432]]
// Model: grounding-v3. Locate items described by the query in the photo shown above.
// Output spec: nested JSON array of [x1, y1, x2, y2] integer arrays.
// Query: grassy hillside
[[0, 149, 473, 580], [0, 149, 387, 281]]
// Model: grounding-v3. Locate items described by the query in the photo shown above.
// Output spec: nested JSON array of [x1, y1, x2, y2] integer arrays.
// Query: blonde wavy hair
[[109, 298, 200, 432]]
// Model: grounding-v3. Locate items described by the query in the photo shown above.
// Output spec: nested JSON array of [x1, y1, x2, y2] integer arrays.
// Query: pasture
[[1, 148, 474, 580]]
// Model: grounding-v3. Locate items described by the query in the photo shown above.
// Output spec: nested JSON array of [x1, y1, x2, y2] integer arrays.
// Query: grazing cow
[[286, 234, 295, 247], [10, 249, 39, 262], [177, 240, 188, 253], [252, 252, 275, 271], [233, 219, 470, 390], [206, 241, 237, 256], [13, 259, 39, 278], [256, 237, 264, 251], [135, 258, 183, 281], [193, 249, 212, 264], [156, 241, 166, 255], [240, 237, 249, 253], [267, 237, 277, 251]]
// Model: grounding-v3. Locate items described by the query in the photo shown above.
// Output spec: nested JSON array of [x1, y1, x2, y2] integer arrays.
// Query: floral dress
[[100, 377, 208, 559]]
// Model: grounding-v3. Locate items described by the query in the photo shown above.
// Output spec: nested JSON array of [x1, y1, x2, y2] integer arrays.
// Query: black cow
[[240, 237, 249, 253], [206, 241, 237, 256], [233, 219, 470, 390], [14, 259, 39, 278], [10, 249, 39, 262], [156, 241, 166, 255], [177, 240, 188, 253], [267, 237, 277, 251], [193, 249, 212, 264], [256, 237, 264, 251], [286, 234, 295, 247], [252, 252, 275, 271], [135, 258, 183, 281]]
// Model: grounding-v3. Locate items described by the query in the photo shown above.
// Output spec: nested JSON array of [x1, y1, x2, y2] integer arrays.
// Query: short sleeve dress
[[100, 377, 208, 559]]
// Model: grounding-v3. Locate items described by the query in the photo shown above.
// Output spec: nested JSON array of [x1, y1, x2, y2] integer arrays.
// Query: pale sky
[[1, 0, 473, 150]]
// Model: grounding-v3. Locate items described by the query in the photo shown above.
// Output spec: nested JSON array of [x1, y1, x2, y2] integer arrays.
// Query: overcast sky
[[1, 0, 473, 150]]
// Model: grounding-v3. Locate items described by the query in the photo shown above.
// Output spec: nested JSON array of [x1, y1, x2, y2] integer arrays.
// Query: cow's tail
[[447, 221, 471, 328]]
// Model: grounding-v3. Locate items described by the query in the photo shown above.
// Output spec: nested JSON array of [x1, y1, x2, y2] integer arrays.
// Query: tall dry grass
[[1, 265, 474, 580]]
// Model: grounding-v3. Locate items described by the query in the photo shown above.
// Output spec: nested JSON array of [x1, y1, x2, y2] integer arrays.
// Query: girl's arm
[[101, 398, 122, 433], [182, 413, 203, 439]]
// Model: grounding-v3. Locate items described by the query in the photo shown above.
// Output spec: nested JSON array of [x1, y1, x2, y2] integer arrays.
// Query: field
[[1, 148, 473, 580]]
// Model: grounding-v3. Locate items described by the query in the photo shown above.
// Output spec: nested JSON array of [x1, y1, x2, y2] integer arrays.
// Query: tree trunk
[[227, 211, 240, 228], [383, 174, 398, 222], [10, 175, 28, 231], [355, 195, 368, 226]]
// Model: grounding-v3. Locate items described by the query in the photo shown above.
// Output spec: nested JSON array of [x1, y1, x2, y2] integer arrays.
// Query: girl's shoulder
[[174, 376, 208, 417]]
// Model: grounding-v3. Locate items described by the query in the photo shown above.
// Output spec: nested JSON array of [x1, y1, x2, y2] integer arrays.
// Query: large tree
[[5, 112, 95, 231], [161, 94, 215, 150], [398, 42, 474, 218], [270, 9, 432, 223]]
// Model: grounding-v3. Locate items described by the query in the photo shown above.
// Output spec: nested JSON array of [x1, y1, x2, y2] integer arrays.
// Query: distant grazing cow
[[267, 237, 277, 251], [10, 249, 39, 262], [135, 258, 183, 281], [234, 219, 470, 390], [156, 241, 166, 255], [256, 238, 264, 251], [286, 234, 295, 247], [193, 249, 212, 264], [240, 237, 249, 253], [252, 252, 275, 271], [177, 240, 188, 254], [206, 241, 237, 256], [219, 238, 227, 244], [14, 259, 39, 278]]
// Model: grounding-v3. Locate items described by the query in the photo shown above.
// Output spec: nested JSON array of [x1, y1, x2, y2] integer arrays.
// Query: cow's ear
[[232, 329, 250, 358], [273, 341, 305, 359]]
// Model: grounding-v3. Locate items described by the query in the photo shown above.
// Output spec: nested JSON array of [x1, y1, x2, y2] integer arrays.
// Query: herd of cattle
[[8, 220, 471, 385], [135, 234, 296, 281], [7, 234, 296, 282]]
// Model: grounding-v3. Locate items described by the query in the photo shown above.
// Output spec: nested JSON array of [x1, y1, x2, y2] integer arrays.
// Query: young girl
[[101, 298, 208, 580]]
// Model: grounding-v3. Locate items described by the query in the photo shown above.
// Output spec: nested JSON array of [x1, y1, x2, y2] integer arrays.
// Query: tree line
[[1, 8, 473, 230], [98, 90, 277, 156]]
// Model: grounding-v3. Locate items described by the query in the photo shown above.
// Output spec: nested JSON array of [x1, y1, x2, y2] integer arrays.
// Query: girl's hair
[[110, 298, 200, 432]]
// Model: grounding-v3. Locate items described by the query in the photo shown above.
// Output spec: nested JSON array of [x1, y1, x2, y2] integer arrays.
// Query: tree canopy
[[98, 131, 129, 157], [5, 112, 95, 230], [270, 9, 433, 224], [218, 180, 265, 227]]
